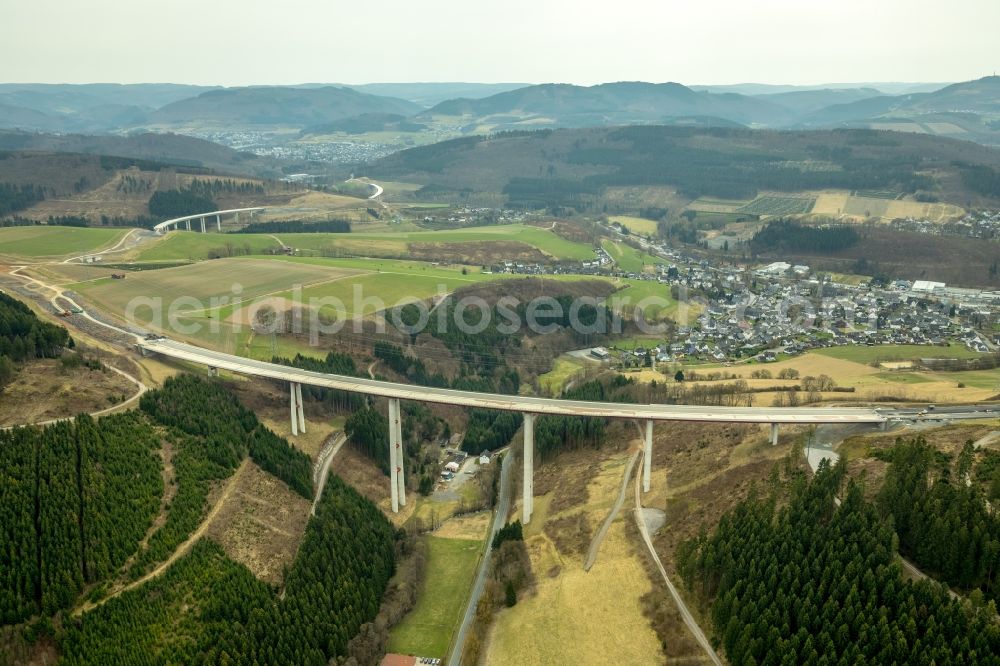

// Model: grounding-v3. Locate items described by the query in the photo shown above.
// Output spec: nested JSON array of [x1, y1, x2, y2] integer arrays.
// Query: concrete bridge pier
[[394, 399, 405, 506], [389, 398, 400, 513], [289, 382, 302, 436], [185, 220, 191, 231], [295, 383, 305, 434], [200, 217, 206, 233], [523, 413, 535, 524], [643, 419, 653, 492], [235, 211, 240, 224], [770, 423, 779, 446], [216, 214, 221, 231]]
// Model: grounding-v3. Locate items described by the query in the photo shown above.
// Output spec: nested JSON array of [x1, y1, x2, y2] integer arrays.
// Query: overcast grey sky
[[2, 0, 997, 86]]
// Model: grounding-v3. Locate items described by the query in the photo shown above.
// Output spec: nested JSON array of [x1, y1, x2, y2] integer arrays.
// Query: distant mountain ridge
[[146, 86, 421, 128], [1, 78, 999, 148], [0, 130, 283, 177], [420, 81, 790, 127]]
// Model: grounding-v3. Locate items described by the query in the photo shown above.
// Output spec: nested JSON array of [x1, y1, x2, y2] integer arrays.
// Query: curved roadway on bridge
[[153, 207, 266, 234], [140, 339, 884, 424]]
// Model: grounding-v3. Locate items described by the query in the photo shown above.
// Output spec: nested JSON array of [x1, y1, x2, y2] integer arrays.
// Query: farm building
[[912, 280, 946, 292]]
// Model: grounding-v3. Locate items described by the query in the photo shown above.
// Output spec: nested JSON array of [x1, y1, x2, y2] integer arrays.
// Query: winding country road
[[447, 450, 513, 665], [2, 265, 149, 429]]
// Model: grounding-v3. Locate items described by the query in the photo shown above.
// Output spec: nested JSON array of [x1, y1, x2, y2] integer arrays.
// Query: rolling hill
[[371, 125, 1000, 206], [0, 83, 219, 132], [802, 76, 1000, 145], [146, 86, 422, 129], [344, 82, 532, 107], [0, 130, 284, 177], [419, 81, 790, 128]]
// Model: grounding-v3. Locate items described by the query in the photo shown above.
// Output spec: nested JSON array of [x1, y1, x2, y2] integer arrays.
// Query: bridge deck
[[140, 339, 885, 424]]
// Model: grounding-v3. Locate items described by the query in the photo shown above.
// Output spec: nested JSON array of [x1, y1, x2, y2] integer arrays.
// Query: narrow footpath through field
[[633, 451, 723, 666], [584, 446, 639, 571]]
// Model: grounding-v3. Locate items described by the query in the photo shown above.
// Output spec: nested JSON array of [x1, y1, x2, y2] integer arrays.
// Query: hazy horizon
[[0, 79, 962, 88], [2, 0, 996, 87]]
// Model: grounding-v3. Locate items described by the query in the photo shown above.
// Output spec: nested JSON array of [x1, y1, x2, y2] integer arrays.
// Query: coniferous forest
[[59, 476, 396, 665], [0, 291, 70, 362], [1, 373, 397, 665], [677, 459, 1000, 664], [0, 412, 162, 624]]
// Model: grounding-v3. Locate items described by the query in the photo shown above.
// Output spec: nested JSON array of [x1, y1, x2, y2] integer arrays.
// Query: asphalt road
[[447, 451, 513, 666], [141, 339, 885, 424], [153, 207, 265, 233]]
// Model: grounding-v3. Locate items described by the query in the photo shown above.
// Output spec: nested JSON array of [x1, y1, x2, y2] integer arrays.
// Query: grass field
[[608, 215, 659, 236], [538, 356, 588, 396], [74, 257, 357, 318], [387, 536, 481, 659], [813, 344, 983, 363], [608, 279, 688, 321], [0, 226, 128, 260], [485, 451, 665, 665], [138, 224, 595, 262], [600, 240, 664, 273], [872, 371, 934, 384], [686, 197, 747, 213], [137, 232, 282, 261], [637, 346, 1000, 405], [811, 192, 964, 222]]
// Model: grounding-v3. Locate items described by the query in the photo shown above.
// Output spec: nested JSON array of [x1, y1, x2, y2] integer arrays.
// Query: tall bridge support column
[[523, 413, 535, 524], [388, 398, 400, 513], [216, 214, 221, 231], [200, 217, 206, 233], [235, 211, 240, 225], [394, 399, 405, 506], [295, 383, 306, 434], [770, 423, 779, 446], [185, 220, 191, 231], [289, 382, 300, 437], [643, 420, 653, 493]]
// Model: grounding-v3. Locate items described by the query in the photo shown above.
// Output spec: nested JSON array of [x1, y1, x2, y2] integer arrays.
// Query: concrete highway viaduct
[[139, 338, 886, 523]]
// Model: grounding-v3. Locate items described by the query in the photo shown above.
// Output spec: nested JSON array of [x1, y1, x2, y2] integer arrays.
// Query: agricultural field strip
[[736, 195, 816, 216], [73, 258, 363, 317], [180, 272, 365, 317], [139, 224, 594, 262], [0, 226, 130, 260]]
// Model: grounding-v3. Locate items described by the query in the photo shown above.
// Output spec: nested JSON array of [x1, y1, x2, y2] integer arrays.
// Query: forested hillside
[[0, 412, 161, 623], [677, 460, 1000, 663], [878, 438, 1000, 603], [147, 187, 217, 219], [750, 219, 860, 254], [0, 182, 46, 216], [0, 291, 71, 386], [0, 291, 70, 361], [0, 373, 314, 628], [2, 371, 399, 665], [372, 126, 1000, 207], [60, 476, 396, 665]]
